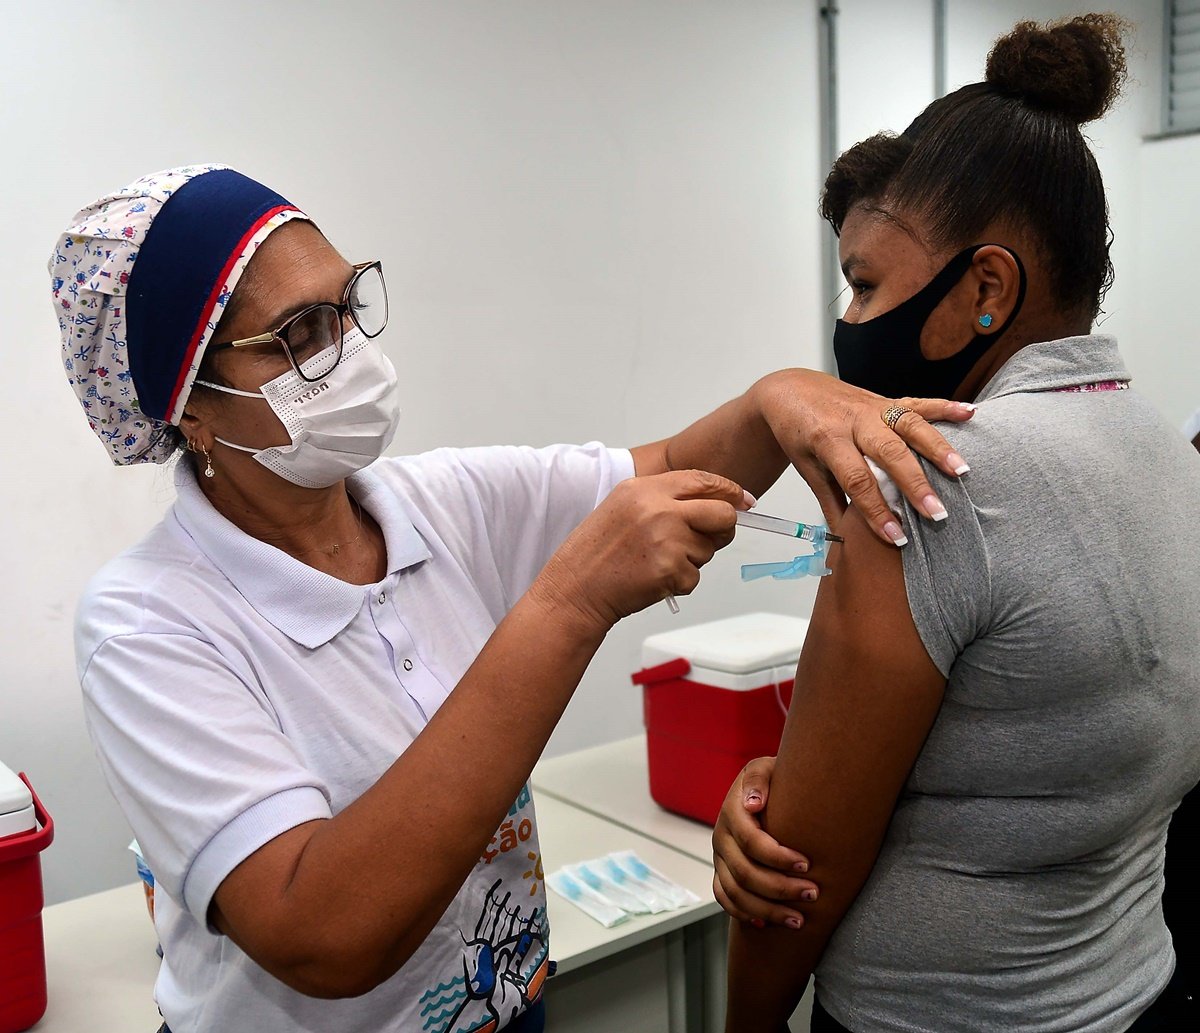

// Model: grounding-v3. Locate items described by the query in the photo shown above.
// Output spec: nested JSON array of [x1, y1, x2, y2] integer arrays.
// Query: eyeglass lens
[[288, 305, 343, 379], [284, 264, 388, 381], [348, 264, 387, 338]]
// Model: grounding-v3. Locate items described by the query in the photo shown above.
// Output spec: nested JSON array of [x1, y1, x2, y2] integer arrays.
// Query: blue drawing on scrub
[[420, 879, 549, 1033]]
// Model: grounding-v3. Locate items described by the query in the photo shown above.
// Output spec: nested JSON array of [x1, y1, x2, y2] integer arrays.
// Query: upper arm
[[630, 439, 671, 477], [764, 502, 947, 943], [80, 630, 333, 937], [443, 444, 635, 603]]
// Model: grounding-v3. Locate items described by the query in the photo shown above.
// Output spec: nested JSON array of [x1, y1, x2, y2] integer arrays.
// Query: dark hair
[[820, 13, 1128, 321]]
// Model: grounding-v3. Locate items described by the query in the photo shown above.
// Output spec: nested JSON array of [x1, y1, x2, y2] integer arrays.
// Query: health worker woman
[[55, 165, 970, 1033]]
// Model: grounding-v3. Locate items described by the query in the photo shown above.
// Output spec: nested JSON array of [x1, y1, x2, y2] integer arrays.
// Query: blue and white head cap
[[51, 164, 310, 465]]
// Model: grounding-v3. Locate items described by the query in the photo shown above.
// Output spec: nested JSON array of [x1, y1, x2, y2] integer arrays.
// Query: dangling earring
[[978, 313, 994, 329], [187, 439, 215, 479]]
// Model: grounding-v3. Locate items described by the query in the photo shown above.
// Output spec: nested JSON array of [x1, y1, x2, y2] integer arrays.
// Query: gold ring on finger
[[883, 405, 913, 431]]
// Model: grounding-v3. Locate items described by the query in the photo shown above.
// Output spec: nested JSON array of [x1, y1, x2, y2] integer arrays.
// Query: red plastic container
[[632, 613, 810, 826], [0, 765, 54, 1033]]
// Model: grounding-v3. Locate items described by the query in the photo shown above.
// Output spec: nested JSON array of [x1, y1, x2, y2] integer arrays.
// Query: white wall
[[941, 0, 1198, 427], [0, 0, 826, 905]]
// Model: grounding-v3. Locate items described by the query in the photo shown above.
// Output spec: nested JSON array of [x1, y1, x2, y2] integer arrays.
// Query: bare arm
[[210, 471, 745, 998], [629, 369, 976, 546], [724, 503, 947, 1032]]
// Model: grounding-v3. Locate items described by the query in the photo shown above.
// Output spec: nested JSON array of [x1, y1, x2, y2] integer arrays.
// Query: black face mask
[[833, 244, 1027, 400]]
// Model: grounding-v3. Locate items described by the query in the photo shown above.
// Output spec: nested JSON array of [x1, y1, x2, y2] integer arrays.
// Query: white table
[[30, 793, 722, 1033], [534, 734, 814, 1032], [36, 881, 162, 1031]]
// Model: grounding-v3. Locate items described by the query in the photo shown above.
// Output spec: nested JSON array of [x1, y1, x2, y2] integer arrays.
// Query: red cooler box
[[0, 763, 54, 1033], [632, 612, 810, 826]]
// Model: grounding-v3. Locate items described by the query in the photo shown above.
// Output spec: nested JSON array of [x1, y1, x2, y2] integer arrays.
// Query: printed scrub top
[[75, 442, 634, 1033]]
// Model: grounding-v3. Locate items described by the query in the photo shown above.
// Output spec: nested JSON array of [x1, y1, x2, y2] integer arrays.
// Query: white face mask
[[194, 328, 401, 489]]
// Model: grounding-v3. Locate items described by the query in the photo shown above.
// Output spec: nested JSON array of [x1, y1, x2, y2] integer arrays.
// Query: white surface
[[0, 762, 35, 839], [0, 760, 33, 819], [640, 612, 810, 679], [536, 795, 719, 975], [26, 794, 719, 1030], [0, 0, 827, 906], [0, 803, 37, 841], [534, 735, 717, 865], [35, 881, 162, 1032]]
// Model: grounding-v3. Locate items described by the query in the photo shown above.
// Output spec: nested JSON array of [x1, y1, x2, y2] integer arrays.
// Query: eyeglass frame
[[205, 260, 387, 382]]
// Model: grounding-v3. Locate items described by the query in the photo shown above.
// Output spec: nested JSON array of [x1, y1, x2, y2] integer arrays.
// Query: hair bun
[[985, 13, 1127, 124]]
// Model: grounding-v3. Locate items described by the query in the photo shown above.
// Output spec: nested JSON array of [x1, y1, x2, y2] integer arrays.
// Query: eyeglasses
[[206, 261, 388, 382]]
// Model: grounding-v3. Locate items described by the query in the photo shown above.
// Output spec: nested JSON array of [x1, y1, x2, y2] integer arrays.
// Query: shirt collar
[[171, 460, 432, 648], [976, 334, 1129, 403]]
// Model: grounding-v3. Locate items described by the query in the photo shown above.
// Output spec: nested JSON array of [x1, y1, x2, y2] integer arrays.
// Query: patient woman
[[714, 15, 1200, 1032]]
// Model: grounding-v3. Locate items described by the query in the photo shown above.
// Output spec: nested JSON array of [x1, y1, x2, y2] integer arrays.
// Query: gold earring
[[187, 440, 215, 479]]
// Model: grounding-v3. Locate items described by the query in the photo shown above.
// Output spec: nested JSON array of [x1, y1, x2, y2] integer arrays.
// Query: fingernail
[[801, 889, 817, 902], [752, 918, 766, 929], [946, 452, 970, 476], [745, 792, 762, 807], [923, 494, 948, 521], [785, 916, 804, 930], [741, 489, 758, 510], [958, 402, 977, 412], [793, 860, 809, 873], [884, 521, 909, 547]]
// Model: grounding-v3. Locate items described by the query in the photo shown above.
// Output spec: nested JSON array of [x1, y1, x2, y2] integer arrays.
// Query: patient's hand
[[755, 369, 974, 546], [712, 757, 818, 928]]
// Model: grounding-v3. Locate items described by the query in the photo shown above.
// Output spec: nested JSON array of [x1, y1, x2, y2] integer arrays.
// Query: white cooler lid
[[641, 612, 810, 688], [0, 760, 36, 839]]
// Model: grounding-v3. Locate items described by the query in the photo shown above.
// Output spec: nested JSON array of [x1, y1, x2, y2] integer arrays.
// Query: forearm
[[647, 374, 791, 498], [726, 919, 823, 1032], [268, 585, 607, 991]]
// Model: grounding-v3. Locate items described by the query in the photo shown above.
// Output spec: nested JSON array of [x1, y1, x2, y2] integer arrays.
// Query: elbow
[[245, 923, 419, 1000]]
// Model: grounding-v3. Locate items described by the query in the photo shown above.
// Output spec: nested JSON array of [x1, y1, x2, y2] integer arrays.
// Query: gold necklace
[[330, 498, 365, 556], [296, 498, 365, 559]]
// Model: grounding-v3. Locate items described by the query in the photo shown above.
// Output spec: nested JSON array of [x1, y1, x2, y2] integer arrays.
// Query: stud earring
[[978, 313, 994, 329]]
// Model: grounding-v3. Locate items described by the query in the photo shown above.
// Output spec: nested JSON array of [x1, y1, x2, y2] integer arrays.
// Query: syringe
[[736, 511, 844, 545]]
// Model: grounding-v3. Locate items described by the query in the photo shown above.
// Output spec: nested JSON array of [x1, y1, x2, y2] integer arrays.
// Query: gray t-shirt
[[816, 336, 1200, 1032]]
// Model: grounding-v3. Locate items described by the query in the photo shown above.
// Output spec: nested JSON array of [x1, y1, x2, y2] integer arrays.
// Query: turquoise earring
[[978, 313, 994, 328]]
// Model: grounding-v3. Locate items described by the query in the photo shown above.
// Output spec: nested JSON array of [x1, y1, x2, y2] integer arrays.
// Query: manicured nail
[[752, 918, 766, 929], [884, 521, 909, 547], [793, 860, 809, 873], [923, 494, 948, 521], [958, 402, 977, 412], [947, 452, 970, 476], [745, 792, 762, 807], [741, 489, 758, 510], [785, 916, 804, 929], [801, 889, 817, 902]]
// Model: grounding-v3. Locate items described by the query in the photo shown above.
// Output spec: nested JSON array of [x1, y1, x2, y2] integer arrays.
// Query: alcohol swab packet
[[546, 869, 629, 928], [566, 861, 652, 915], [600, 854, 674, 913], [610, 850, 702, 908]]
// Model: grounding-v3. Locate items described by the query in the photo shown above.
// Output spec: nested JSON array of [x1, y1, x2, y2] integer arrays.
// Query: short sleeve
[[431, 442, 634, 607], [896, 459, 994, 677], [79, 630, 333, 927]]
